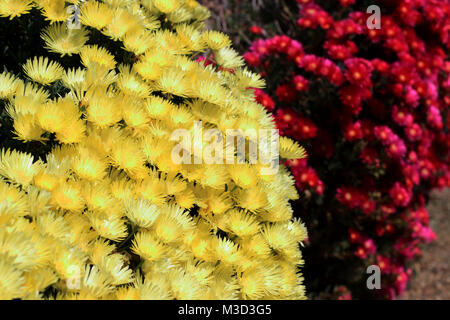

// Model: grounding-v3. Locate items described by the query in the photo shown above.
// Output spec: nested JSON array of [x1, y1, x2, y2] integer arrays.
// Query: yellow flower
[[0, 260, 25, 299], [38, 0, 69, 23], [226, 209, 261, 238], [122, 29, 156, 55], [0, 180, 29, 218], [279, 136, 307, 159], [227, 163, 258, 189], [84, 89, 122, 128], [13, 82, 50, 106], [122, 99, 150, 131], [80, 1, 114, 30], [55, 119, 86, 144], [103, 7, 140, 40], [215, 47, 245, 69], [109, 136, 146, 173], [81, 265, 114, 298], [0, 0, 33, 19], [154, 67, 190, 97], [51, 181, 85, 212], [41, 23, 89, 56], [12, 113, 46, 142], [95, 253, 134, 286], [131, 231, 166, 261], [36, 97, 79, 133], [124, 198, 161, 228], [153, 204, 194, 243], [152, 0, 181, 14], [72, 146, 108, 181], [144, 96, 176, 120], [0, 71, 20, 98], [80, 45, 116, 70], [116, 64, 151, 98], [61, 68, 89, 101], [202, 30, 232, 50], [22, 56, 63, 85], [0, 149, 44, 187], [175, 24, 205, 52], [135, 48, 173, 81]]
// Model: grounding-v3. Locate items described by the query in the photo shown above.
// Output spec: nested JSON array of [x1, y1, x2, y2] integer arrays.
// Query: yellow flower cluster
[[0, 0, 308, 300]]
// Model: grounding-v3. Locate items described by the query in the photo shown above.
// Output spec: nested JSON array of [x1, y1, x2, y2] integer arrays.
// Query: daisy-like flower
[[12, 113, 46, 142], [175, 24, 205, 52], [215, 237, 240, 265], [233, 186, 268, 213], [109, 136, 146, 173], [39, 0, 69, 23], [0, 0, 33, 20], [122, 99, 150, 131], [13, 82, 50, 106], [55, 118, 86, 144], [202, 30, 232, 50], [225, 209, 260, 238], [85, 89, 122, 128], [80, 1, 114, 30], [235, 67, 266, 89], [122, 29, 156, 55], [72, 147, 108, 181], [0, 181, 29, 218], [152, 0, 182, 14], [116, 64, 151, 98], [50, 181, 85, 212], [97, 254, 134, 286], [0, 71, 20, 98], [0, 260, 25, 299], [214, 47, 245, 69], [279, 136, 307, 159], [22, 56, 64, 85], [87, 212, 128, 242], [154, 29, 188, 55], [41, 23, 89, 56], [286, 218, 308, 243], [134, 49, 173, 81], [144, 96, 176, 120], [152, 204, 193, 243], [80, 45, 116, 70], [227, 163, 258, 189], [0, 149, 44, 187], [154, 67, 190, 97], [36, 97, 79, 133], [124, 198, 161, 228], [81, 265, 114, 298], [103, 7, 140, 41], [261, 223, 299, 259], [61, 68, 89, 101], [131, 231, 166, 261]]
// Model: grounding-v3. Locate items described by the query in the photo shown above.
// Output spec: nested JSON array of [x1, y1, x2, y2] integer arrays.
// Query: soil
[[400, 189, 450, 300]]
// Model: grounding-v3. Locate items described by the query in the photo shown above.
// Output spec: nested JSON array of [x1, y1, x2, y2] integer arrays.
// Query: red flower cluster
[[288, 159, 324, 195], [244, 0, 450, 299], [337, 187, 376, 214]]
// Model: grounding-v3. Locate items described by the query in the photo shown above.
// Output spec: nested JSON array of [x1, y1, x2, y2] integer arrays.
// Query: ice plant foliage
[[0, 0, 308, 299], [244, 0, 449, 299]]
